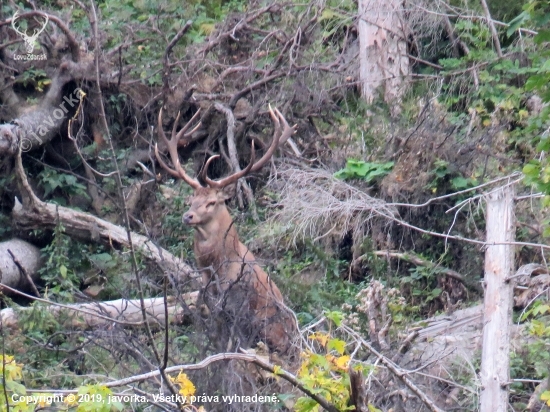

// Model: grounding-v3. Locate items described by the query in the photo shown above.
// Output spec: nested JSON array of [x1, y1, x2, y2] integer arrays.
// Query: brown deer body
[[156, 106, 297, 355]]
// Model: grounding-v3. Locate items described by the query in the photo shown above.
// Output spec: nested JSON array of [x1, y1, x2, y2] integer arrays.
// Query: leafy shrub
[[334, 160, 394, 182]]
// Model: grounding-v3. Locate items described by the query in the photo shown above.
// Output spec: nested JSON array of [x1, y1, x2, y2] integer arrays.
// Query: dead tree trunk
[[480, 185, 515, 411], [0, 239, 42, 294], [357, 0, 409, 115], [12, 196, 193, 281], [1, 292, 198, 329]]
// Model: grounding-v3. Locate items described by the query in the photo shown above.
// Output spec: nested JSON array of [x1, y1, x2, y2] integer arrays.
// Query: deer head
[[155, 105, 296, 231], [11, 11, 49, 54]]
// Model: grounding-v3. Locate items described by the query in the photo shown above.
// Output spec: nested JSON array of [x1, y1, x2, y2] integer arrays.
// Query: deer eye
[[206, 201, 216, 208]]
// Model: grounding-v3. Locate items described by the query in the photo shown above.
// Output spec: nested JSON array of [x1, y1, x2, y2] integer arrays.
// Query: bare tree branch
[[342, 324, 445, 412], [479, 0, 502, 57]]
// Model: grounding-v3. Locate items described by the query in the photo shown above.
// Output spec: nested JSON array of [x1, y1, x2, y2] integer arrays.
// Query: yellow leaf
[[334, 355, 350, 370], [308, 332, 329, 347], [170, 372, 196, 398], [64, 394, 79, 407], [273, 365, 282, 375], [36, 393, 53, 407]]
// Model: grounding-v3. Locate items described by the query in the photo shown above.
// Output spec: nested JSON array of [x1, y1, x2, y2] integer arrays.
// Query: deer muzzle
[[182, 212, 195, 225]]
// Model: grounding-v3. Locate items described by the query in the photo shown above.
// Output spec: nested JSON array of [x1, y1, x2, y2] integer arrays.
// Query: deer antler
[[250, 105, 297, 173], [201, 105, 297, 189], [155, 108, 203, 190], [201, 142, 256, 189]]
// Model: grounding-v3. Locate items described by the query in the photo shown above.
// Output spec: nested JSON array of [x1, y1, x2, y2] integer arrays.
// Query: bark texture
[[480, 185, 516, 412], [1, 292, 198, 329], [11, 196, 194, 280], [0, 239, 42, 293], [358, 0, 409, 113]]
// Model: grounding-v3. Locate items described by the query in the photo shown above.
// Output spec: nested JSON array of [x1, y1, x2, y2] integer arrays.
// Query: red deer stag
[[155, 106, 297, 355]]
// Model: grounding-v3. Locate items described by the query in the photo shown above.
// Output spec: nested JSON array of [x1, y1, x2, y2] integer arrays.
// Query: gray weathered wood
[[1, 292, 198, 329], [0, 238, 41, 293], [480, 185, 516, 411], [12, 197, 194, 281], [357, 0, 409, 114]]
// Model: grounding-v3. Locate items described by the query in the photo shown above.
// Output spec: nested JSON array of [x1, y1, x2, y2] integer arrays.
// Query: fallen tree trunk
[[12, 196, 194, 280], [0, 239, 42, 294], [11, 147, 194, 280], [0, 291, 199, 329]]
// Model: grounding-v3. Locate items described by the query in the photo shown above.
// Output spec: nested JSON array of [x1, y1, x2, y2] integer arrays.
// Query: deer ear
[[219, 183, 236, 200]]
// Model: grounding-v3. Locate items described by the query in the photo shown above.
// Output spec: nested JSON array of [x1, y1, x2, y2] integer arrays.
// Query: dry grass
[[267, 164, 398, 246]]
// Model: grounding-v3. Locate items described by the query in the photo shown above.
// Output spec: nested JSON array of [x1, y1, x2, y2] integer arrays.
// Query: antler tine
[[199, 105, 294, 189], [200, 155, 220, 186], [157, 108, 171, 147], [170, 111, 182, 141], [175, 108, 202, 145], [203, 141, 256, 189], [154, 143, 180, 179], [249, 105, 296, 173], [273, 107, 297, 145], [155, 108, 202, 189]]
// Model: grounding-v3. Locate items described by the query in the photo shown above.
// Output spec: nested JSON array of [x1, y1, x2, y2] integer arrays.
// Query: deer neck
[[193, 207, 241, 263]]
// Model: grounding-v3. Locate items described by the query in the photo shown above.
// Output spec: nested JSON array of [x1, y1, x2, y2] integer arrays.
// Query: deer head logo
[[11, 11, 49, 54]]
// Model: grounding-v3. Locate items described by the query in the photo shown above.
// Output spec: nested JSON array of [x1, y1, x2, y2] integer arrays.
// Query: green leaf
[[6, 380, 27, 394], [110, 402, 125, 411], [327, 338, 346, 355], [507, 11, 530, 37], [526, 74, 549, 91], [430, 288, 442, 297], [539, 59, 550, 73], [523, 162, 540, 179], [451, 177, 470, 189], [533, 304, 550, 316], [59, 265, 68, 278], [535, 29, 550, 44], [334, 160, 394, 182], [325, 310, 344, 327], [295, 397, 319, 412], [89, 253, 116, 270], [309, 353, 330, 369]]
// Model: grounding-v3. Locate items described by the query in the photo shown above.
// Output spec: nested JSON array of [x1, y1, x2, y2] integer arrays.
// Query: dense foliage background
[[1, 0, 550, 410]]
